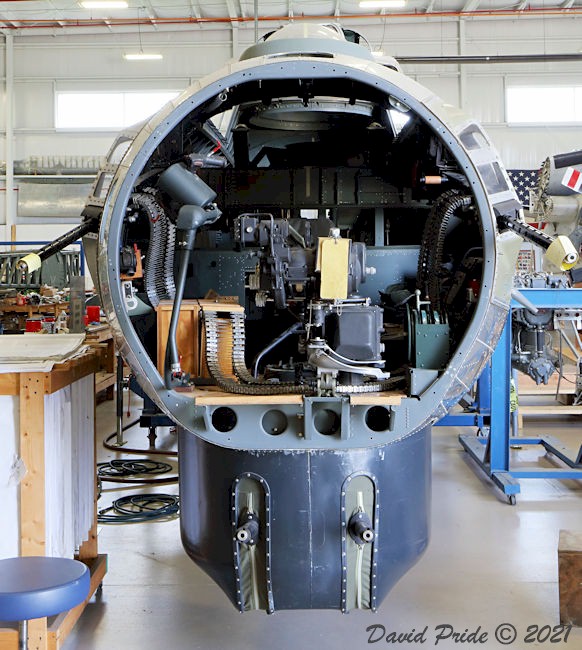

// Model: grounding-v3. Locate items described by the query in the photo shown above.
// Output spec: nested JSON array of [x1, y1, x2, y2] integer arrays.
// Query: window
[[56, 90, 180, 129], [506, 86, 582, 124], [388, 109, 410, 135]]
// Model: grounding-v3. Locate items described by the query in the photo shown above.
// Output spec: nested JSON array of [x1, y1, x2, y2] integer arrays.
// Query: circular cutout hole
[[212, 407, 237, 433], [262, 409, 288, 435], [365, 406, 392, 432], [313, 409, 341, 436]]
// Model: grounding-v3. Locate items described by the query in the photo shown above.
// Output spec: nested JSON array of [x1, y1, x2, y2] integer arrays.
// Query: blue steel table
[[438, 288, 582, 504]]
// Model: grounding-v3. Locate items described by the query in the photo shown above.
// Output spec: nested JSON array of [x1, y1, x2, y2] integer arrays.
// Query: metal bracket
[[340, 472, 379, 613], [231, 472, 274, 613]]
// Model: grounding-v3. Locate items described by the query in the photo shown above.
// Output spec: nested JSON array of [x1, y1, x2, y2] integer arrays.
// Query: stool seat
[[0, 557, 90, 622]]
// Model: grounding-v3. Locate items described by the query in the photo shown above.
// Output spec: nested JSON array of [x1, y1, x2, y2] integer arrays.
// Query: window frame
[[505, 84, 582, 126], [55, 89, 181, 131]]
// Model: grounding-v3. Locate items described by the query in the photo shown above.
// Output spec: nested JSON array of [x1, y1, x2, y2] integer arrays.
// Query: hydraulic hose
[[252, 321, 304, 378], [164, 227, 197, 388]]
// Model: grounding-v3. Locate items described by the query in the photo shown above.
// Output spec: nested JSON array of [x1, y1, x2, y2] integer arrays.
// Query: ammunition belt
[[202, 305, 396, 396], [203, 307, 309, 395], [134, 191, 176, 307]]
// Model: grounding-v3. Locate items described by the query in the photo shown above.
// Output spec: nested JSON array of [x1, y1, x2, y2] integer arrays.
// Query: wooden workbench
[[85, 323, 116, 399], [517, 365, 582, 425], [0, 303, 69, 330], [0, 350, 107, 650]]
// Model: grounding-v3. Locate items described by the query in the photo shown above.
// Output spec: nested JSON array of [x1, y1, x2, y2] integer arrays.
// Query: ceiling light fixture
[[80, 1, 128, 8], [123, 7, 162, 61], [123, 53, 163, 60], [359, 0, 407, 8]]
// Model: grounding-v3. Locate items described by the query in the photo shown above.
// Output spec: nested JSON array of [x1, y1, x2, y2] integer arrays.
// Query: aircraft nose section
[[178, 425, 431, 612]]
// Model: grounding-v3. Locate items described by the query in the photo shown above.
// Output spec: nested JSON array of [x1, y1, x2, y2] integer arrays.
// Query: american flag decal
[[507, 169, 540, 207]]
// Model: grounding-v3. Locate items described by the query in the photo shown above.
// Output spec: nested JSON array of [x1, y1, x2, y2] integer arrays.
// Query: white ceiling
[[0, 0, 580, 33]]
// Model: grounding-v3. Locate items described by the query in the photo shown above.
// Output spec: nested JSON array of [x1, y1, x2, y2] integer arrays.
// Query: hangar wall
[[0, 15, 581, 248]]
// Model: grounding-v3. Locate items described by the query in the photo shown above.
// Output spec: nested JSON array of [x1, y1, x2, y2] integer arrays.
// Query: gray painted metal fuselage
[[85, 24, 522, 612]]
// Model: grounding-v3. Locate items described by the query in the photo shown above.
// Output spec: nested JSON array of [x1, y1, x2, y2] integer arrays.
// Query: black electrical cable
[[98, 493, 179, 524], [98, 459, 172, 477], [97, 459, 177, 485], [105, 417, 140, 436]]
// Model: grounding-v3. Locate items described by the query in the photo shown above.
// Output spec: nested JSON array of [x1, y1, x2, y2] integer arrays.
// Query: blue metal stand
[[445, 289, 582, 503]]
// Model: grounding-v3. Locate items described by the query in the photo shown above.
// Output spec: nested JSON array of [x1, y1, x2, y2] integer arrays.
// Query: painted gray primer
[[93, 44, 521, 610]]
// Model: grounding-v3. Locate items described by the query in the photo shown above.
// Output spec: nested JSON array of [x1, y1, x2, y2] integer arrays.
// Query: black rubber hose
[[252, 321, 304, 378], [98, 493, 179, 524], [164, 229, 197, 388]]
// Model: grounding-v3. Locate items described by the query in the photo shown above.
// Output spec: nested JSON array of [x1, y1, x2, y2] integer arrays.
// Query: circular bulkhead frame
[[96, 44, 522, 449]]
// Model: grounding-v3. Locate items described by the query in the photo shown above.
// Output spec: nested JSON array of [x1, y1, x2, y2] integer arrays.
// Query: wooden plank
[[19, 373, 46, 556], [187, 390, 405, 406], [44, 351, 99, 395], [156, 300, 201, 377], [0, 372, 19, 395], [78, 373, 98, 562], [84, 325, 111, 344], [519, 384, 576, 396], [19, 372, 48, 650], [85, 326, 115, 400], [95, 371, 115, 393], [28, 620, 48, 650], [518, 375, 577, 396], [559, 530, 582, 625], [520, 405, 582, 416], [349, 392, 405, 406], [190, 389, 304, 405], [48, 555, 108, 650], [197, 299, 243, 313], [0, 304, 68, 315], [0, 627, 17, 650]]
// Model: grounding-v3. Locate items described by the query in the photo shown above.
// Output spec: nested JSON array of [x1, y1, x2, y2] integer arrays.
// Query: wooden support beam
[[19, 373, 48, 650], [559, 530, 582, 625]]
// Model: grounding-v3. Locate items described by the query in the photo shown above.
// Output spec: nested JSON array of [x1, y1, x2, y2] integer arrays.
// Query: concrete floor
[[63, 395, 582, 650]]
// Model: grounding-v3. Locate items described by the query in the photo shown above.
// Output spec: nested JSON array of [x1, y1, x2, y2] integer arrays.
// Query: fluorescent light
[[359, 0, 406, 8], [123, 53, 163, 61], [80, 1, 128, 8]]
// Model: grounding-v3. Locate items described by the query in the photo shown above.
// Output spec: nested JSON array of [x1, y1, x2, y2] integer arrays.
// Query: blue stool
[[0, 557, 90, 650]]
